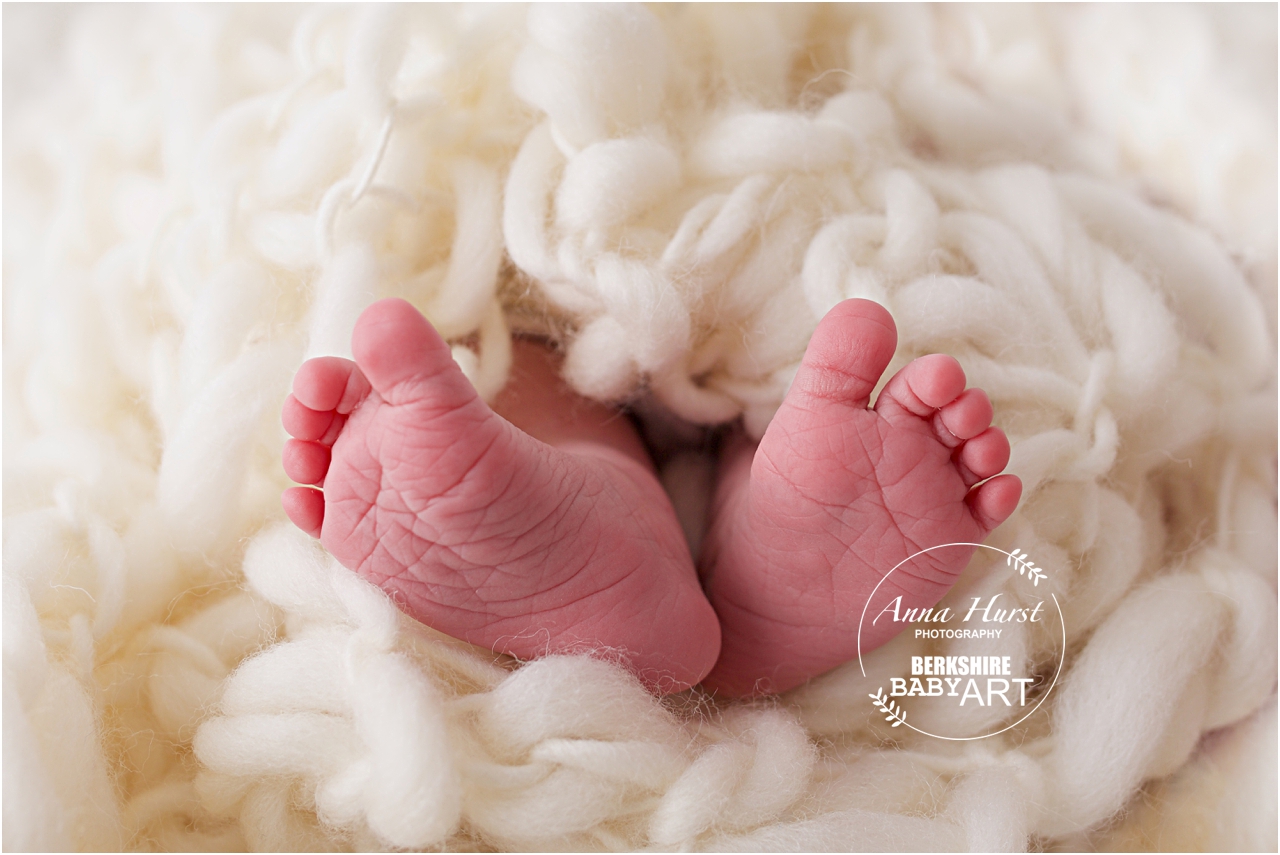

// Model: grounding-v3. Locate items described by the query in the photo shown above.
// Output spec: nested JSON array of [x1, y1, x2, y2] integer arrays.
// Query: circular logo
[[856, 543, 1065, 741]]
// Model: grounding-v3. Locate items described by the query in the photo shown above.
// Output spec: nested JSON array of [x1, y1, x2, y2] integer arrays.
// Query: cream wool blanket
[[4, 4, 1276, 851]]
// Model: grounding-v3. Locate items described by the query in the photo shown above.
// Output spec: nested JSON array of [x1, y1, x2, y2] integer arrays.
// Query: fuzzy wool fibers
[[4, 4, 1276, 851]]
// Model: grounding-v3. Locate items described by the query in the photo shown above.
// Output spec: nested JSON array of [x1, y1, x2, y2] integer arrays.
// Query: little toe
[[293, 356, 370, 414], [967, 473, 1022, 532], [791, 298, 898, 408], [933, 388, 993, 448], [955, 426, 1012, 486], [876, 353, 967, 419], [282, 487, 325, 538], [283, 439, 332, 486]]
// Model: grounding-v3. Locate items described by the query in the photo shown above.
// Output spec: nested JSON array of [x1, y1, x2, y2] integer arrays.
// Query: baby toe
[[282, 487, 325, 538], [293, 356, 370, 414], [954, 426, 1011, 486], [351, 298, 465, 405], [933, 388, 993, 447], [876, 354, 966, 419], [967, 473, 1022, 532], [318, 413, 348, 445], [282, 394, 336, 442], [784, 298, 899, 409], [283, 439, 332, 486]]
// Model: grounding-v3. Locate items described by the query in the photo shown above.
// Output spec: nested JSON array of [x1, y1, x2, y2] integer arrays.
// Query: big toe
[[791, 298, 898, 408], [351, 298, 473, 408]]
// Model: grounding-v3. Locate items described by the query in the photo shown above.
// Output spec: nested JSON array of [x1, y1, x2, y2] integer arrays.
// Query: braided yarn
[[4, 5, 1275, 851]]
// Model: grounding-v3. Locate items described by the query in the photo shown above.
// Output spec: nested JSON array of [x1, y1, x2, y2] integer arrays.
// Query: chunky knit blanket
[[5, 4, 1276, 851]]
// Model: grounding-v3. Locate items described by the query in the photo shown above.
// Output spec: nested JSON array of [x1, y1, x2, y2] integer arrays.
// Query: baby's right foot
[[280, 299, 720, 691], [700, 299, 1021, 696]]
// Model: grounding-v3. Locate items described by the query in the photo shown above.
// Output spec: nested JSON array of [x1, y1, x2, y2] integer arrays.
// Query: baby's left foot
[[701, 299, 1022, 696], [280, 300, 720, 691]]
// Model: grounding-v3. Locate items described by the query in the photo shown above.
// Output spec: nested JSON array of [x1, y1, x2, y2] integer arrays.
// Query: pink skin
[[281, 299, 720, 693], [699, 299, 1021, 696], [281, 298, 1019, 697]]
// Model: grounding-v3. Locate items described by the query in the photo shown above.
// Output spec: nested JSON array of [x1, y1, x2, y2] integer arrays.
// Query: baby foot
[[700, 299, 1021, 696], [281, 299, 720, 691]]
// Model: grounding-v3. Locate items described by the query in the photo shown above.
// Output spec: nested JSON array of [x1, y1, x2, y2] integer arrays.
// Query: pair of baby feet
[[281, 298, 1020, 696]]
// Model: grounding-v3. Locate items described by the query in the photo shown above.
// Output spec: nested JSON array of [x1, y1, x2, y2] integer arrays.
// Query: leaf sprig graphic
[[869, 688, 907, 727], [1008, 548, 1046, 586]]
